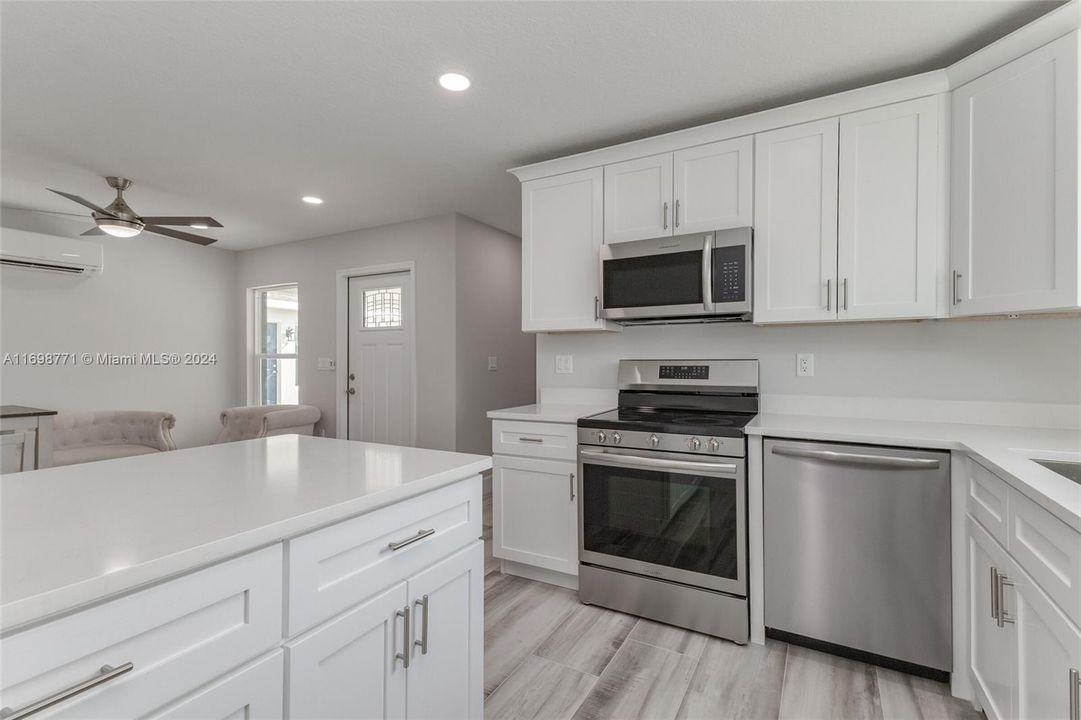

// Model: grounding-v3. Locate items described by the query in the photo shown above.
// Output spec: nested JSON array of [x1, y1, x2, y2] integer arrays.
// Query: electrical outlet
[[555, 355, 574, 374], [487, 355, 498, 371], [796, 353, 814, 377]]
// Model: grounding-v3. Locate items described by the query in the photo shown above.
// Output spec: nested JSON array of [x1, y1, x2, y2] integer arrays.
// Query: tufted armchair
[[52, 411, 177, 467], [212, 404, 321, 444]]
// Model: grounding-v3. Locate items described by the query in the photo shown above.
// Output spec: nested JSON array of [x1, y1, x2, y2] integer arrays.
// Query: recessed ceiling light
[[190, 224, 209, 230], [302, 196, 324, 205], [438, 73, 471, 92]]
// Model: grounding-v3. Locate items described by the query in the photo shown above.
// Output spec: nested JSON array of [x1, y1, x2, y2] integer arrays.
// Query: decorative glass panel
[[363, 287, 402, 328]]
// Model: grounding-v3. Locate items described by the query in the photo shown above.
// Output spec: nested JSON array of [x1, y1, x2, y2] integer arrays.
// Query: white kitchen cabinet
[[1013, 568, 1081, 720], [492, 454, 578, 577], [405, 543, 484, 720], [672, 137, 754, 234], [837, 96, 942, 320], [753, 118, 840, 323], [951, 31, 1080, 316], [149, 651, 284, 720], [604, 153, 673, 243], [968, 517, 1015, 720], [521, 168, 617, 332]]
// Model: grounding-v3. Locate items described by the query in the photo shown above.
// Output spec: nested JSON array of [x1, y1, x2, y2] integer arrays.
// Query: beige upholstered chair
[[53, 411, 177, 466], [212, 404, 321, 444]]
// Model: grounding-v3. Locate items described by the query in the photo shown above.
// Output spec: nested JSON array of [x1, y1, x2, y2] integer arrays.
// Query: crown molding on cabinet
[[509, 0, 1079, 184]]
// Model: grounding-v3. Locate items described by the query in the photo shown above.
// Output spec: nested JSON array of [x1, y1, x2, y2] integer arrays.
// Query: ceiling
[[0, 1, 1064, 251]]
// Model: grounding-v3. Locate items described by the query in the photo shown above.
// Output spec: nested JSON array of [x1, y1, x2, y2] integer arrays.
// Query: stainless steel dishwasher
[[764, 438, 951, 680]]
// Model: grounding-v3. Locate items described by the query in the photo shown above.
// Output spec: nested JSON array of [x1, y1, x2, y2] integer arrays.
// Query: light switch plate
[[555, 355, 574, 374], [317, 357, 336, 371], [796, 353, 814, 377], [487, 356, 498, 371]]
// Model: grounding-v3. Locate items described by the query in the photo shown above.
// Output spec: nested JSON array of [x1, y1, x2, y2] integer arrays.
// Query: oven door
[[578, 446, 746, 596], [599, 233, 714, 320]]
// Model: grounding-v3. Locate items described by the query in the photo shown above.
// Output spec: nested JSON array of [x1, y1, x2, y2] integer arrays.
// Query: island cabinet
[[520, 168, 618, 333], [951, 31, 1080, 317], [753, 95, 944, 324], [0, 475, 485, 720], [963, 457, 1081, 720]]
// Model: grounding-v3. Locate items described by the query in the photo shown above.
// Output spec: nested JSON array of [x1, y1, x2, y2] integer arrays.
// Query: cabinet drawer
[[287, 476, 481, 635], [1007, 487, 1081, 628], [492, 420, 576, 460], [966, 457, 1010, 546], [0, 545, 283, 719], [148, 650, 283, 720]]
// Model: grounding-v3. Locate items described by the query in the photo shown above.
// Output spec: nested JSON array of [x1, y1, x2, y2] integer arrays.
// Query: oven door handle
[[701, 233, 714, 312], [579, 449, 738, 476]]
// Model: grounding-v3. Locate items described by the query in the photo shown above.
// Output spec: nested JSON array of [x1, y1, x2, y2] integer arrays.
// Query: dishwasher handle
[[770, 445, 941, 469]]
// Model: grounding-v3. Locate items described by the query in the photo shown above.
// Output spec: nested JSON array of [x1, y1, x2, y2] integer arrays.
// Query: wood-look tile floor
[[480, 492, 983, 720]]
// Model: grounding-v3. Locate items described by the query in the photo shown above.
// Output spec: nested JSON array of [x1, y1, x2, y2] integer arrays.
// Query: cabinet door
[[753, 118, 840, 323], [838, 97, 942, 320], [406, 542, 484, 720], [604, 153, 673, 243], [968, 517, 1014, 720], [673, 137, 753, 234], [1012, 564, 1081, 720], [521, 169, 615, 332], [492, 455, 577, 575], [951, 31, 1079, 315], [286, 583, 408, 720]]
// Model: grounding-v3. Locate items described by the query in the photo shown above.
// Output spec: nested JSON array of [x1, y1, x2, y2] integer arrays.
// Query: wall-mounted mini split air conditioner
[[0, 228, 104, 275]]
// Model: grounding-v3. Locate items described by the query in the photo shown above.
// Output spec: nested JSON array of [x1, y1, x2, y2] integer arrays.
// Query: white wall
[[454, 215, 535, 455], [235, 214, 459, 449], [0, 209, 237, 447], [537, 316, 1081, 407]]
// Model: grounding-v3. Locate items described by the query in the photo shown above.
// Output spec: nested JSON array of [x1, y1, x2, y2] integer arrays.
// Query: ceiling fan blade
[[47, 188, 115, 216], [144, 224, 217, 246], [81, 227, 106, 236], [139, 216, 223, 228]]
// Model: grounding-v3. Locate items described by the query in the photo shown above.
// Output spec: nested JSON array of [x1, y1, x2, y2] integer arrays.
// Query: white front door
[[347, 271, 414, 445]]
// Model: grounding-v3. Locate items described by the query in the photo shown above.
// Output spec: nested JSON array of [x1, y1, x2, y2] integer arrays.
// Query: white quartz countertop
[[0, 435, 491, 632], [747, 413, 1081, 531], [487, 403, 614, 424]]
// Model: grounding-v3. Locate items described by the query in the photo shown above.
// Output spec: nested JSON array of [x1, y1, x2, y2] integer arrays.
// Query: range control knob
[[689, 437, 701, 451], [597, 431, 607, 444], [709, 438, 720, 452], [611, 432, 622, 445], [649, 433, 660, 448]]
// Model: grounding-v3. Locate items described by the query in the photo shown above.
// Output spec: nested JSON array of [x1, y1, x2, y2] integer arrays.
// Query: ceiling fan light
[[96, 217, 144, 237]]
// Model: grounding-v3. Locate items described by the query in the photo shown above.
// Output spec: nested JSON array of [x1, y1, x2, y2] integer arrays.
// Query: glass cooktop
[[578, 407, 755, 437]]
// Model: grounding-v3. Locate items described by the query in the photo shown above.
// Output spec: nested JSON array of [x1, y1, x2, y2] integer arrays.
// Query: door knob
[[347, 387, 356, 395], [348, 373, 356, 381]]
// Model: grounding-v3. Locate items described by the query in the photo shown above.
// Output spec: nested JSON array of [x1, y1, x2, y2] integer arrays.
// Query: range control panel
[[658, 365, 709, 380]]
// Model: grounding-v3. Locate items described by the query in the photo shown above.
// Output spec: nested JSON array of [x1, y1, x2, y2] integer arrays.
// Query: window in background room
[[252, 284, 299, 405]]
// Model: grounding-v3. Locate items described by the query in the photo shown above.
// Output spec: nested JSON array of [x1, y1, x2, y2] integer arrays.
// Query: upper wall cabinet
[[753, 118, 840, 323], [521, 168, 618, 333], [951, 31, 1079, 316], [754, 97, 944, 324], [603, 138, 753, 243], [838, 96, 943, 321]]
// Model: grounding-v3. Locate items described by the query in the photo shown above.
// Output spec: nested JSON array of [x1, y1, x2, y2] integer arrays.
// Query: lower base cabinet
[[149, 651, 284, 720], [287, 541, 484, 720], [492, 455, 578, 576], [968, 516, 1081, 720]]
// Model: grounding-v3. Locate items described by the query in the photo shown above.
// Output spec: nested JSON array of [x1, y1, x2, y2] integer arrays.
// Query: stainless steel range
[[576, 359, 758, 643]]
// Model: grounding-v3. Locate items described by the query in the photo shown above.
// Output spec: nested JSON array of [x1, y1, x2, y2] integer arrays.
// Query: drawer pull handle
[[388, 528, 435, 551], [395, 606, 411, 668], [414, 594, 430, 655], [996, 573, 1015, 627], [518, 436, 544, 443], [0, 662, 134, 720], [1069, 667, 1080, 720]]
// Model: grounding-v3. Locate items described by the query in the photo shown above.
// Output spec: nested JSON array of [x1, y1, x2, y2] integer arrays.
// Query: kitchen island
[[0, 435, 490, 719]]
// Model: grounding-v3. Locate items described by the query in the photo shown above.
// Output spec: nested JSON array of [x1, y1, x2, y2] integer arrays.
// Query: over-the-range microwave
[[599, 227, 752, 324]]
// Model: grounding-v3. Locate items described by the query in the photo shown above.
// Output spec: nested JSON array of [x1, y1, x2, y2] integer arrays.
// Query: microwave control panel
[[712, 244, 746, 303]]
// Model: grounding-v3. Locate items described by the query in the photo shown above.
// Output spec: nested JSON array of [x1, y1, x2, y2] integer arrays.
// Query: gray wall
[[537, 316, 1081, 405], [454, 215, 535, 455], [235, 214, 459, 449], [0, 209, 238, 447]]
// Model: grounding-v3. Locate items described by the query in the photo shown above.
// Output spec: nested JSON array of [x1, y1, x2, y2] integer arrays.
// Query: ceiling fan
[[47, 177, 222, 246]]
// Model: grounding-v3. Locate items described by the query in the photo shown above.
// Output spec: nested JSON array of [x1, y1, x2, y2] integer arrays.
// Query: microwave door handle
[[702, 234, 714, 311]]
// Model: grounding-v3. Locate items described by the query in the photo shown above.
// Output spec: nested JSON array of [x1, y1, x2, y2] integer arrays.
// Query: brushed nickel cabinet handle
[[953, 270, 963, 305], [594, 295, 600, 321], [663, 202, 669, 230], [518, 436, 544, 444], [990, 567, 1000, 620], [826, 279, 832, 311], [414, 594, 429, 655], [674, 199, 680, 228], [388, 528, 435, 551], [997, 572, 1015, 627], [0, 663, 134, 720], [1069, 667, 1080, 720], [842, 278, 849, 311], [569, 472, 576, 501], [395, 606, 411, 668]]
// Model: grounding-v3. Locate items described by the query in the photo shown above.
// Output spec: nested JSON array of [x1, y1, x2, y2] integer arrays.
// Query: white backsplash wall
[[537, 315, 1081, 415]]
